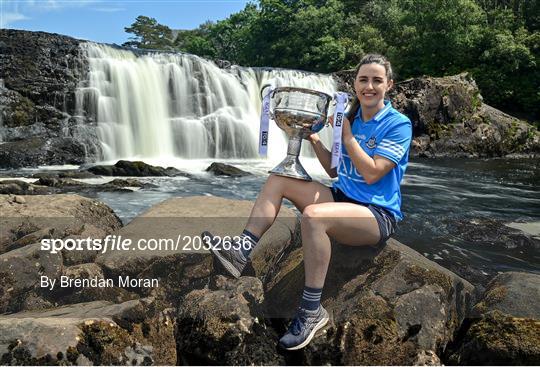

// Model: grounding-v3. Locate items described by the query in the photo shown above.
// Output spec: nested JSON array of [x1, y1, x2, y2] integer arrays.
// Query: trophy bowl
[[263, 86, 333, 181]]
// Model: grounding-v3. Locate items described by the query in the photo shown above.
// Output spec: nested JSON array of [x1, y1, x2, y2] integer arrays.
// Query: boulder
[[176, 275, 285, 365], [0, 195, 123, 313], [95, 196, 298, 305], [87, 160, 187, 177], [0, 137, 89, 169], [0, 243, 63, 314], [205, 162, 252, 177], [332, 71, 540, 157], [0, 298, 176, 365], [0, 180, 55, 195], [446, 272, 540, 365], [0, 30, 102, 169], [0, 194, 122, 255], [472, 272, 540, 319], [0, 29, 84, 121], [263, 239, 475, 364], [58, 263, 139, 306], [34, 176, 153, 193]]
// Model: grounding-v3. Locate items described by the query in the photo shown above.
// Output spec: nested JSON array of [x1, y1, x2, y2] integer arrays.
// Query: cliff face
[[0, 29, 100, 168]]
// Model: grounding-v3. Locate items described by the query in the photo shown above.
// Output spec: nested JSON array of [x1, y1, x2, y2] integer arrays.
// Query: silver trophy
[[261, 86, 333, 181]]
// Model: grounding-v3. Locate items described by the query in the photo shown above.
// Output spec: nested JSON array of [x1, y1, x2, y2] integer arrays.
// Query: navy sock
[[300, 286, 323, 311], [239, 229, 259, 258]]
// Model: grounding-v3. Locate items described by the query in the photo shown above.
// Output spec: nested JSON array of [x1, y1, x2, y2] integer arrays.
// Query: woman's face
[[354, 63, 393, 110]]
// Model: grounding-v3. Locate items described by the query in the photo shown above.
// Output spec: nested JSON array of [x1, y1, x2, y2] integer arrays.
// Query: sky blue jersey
[[333, 100, 412, 221]]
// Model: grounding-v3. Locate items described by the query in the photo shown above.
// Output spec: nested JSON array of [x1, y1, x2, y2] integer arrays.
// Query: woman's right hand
[[306, 132, 320, 144]]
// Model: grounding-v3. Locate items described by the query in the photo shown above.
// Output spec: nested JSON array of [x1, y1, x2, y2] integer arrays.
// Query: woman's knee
[[266, 174, 305, 197], [301, 204, 327, 228], [264, 174, 287, 190]]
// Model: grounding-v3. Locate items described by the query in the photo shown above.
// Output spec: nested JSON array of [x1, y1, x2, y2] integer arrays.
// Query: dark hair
[[346, 54, 393, 119], [354, 53, 393, 80]]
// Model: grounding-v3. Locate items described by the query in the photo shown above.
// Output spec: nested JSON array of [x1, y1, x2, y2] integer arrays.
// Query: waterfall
[[76, 43, 337, 162]]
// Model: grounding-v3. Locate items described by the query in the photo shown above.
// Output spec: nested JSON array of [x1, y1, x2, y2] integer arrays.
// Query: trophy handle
[[260, 84, 274, 100], [331, 92, 353, 108], [327, 92, 353, 125]]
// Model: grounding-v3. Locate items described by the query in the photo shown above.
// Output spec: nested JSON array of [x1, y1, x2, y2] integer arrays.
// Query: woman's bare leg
[[244, 174, 334, 238], [300, 202, 380, 288]]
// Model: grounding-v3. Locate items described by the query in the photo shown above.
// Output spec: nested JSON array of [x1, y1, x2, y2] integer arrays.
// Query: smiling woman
[[203, 53, 413, 351]]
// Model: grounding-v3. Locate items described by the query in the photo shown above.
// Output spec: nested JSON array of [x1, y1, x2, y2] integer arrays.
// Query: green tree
[[207, 3, 259, 64], [371, 0, 486, 78], [123, 15, 174, 50], [476, 0, 539, 31], [174, 22, 217, 59], [472, 9, 539, 117]]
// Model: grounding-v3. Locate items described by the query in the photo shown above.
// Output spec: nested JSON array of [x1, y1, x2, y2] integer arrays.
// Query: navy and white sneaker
[[202, 231, 247, 278], [279, 306, 329, 350]]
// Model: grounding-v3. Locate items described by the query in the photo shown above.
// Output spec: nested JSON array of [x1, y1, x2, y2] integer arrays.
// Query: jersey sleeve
[[374, 119, 412, 164]]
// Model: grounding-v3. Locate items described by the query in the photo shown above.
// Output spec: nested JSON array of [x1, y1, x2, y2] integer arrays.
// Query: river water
[[18, 156, 533, 287]]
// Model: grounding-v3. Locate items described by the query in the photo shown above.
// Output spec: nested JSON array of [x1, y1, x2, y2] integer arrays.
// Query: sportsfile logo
[[261, 131, 268, 146], [335, 112, 343, 127]]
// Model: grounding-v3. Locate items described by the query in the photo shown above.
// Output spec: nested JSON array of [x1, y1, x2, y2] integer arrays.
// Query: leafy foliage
[[123, 15, 174, 50], [123, 0, 539, 120]]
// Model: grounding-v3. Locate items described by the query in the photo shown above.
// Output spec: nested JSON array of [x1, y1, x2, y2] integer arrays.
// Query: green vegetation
[[123, 0, 539, 121]]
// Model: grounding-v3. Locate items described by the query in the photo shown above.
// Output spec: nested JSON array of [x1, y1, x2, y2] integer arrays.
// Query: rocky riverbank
[[0, 193, 538, 365]]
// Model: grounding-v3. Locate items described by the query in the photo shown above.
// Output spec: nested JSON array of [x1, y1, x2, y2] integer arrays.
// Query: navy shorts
[[330, 187, 397, 247]]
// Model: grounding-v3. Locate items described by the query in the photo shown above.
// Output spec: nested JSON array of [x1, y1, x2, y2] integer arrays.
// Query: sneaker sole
[[282, 315, 329, 351], [210, 247, 241, 279]]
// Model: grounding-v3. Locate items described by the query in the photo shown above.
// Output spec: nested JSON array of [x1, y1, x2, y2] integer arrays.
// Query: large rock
[[34, 176, 155, 193], [57, 263, 139, 306], [172, 229, 474, 364], [332, 71, 540, 157], [447, 272, 540, 365], [0, 298, 176, 365], [0, 180, 55, 195], [0, 243, 63, 314], [205, 162, 252, 177], [0, 30, 83, 121], [263, 239, 475, 364], [86, 160, 187, 177], [0, 194, 122, 255], [176, 275, 285, 365], [0, 194, 123, 313], [391, 74, 540, 157], [95, 196, 298, 304], [0, 30, 102, 168], [0, 137, 89, 169]]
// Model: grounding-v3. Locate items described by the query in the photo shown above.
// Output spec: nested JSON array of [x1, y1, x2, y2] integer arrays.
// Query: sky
[[0, 0, 251, 44]]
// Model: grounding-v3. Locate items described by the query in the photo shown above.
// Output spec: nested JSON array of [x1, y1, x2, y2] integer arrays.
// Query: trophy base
[[269, 155, 312, 181]]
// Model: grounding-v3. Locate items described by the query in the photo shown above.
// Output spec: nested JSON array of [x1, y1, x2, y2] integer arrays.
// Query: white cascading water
[[75, 43, 337, 163]]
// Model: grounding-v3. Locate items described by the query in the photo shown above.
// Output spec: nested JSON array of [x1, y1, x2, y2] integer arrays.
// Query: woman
[[203, 54, 412, 350]]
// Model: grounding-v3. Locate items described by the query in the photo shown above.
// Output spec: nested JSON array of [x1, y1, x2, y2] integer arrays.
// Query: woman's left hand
[[341, 116, 353, 140]]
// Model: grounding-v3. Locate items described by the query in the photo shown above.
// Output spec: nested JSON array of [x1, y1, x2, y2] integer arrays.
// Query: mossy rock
[[447, 310, 540, 365], [6, 95, 35, 127]]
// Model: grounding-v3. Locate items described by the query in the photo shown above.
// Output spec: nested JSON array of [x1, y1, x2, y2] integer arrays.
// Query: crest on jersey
[[366, 136, 377, 149]]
